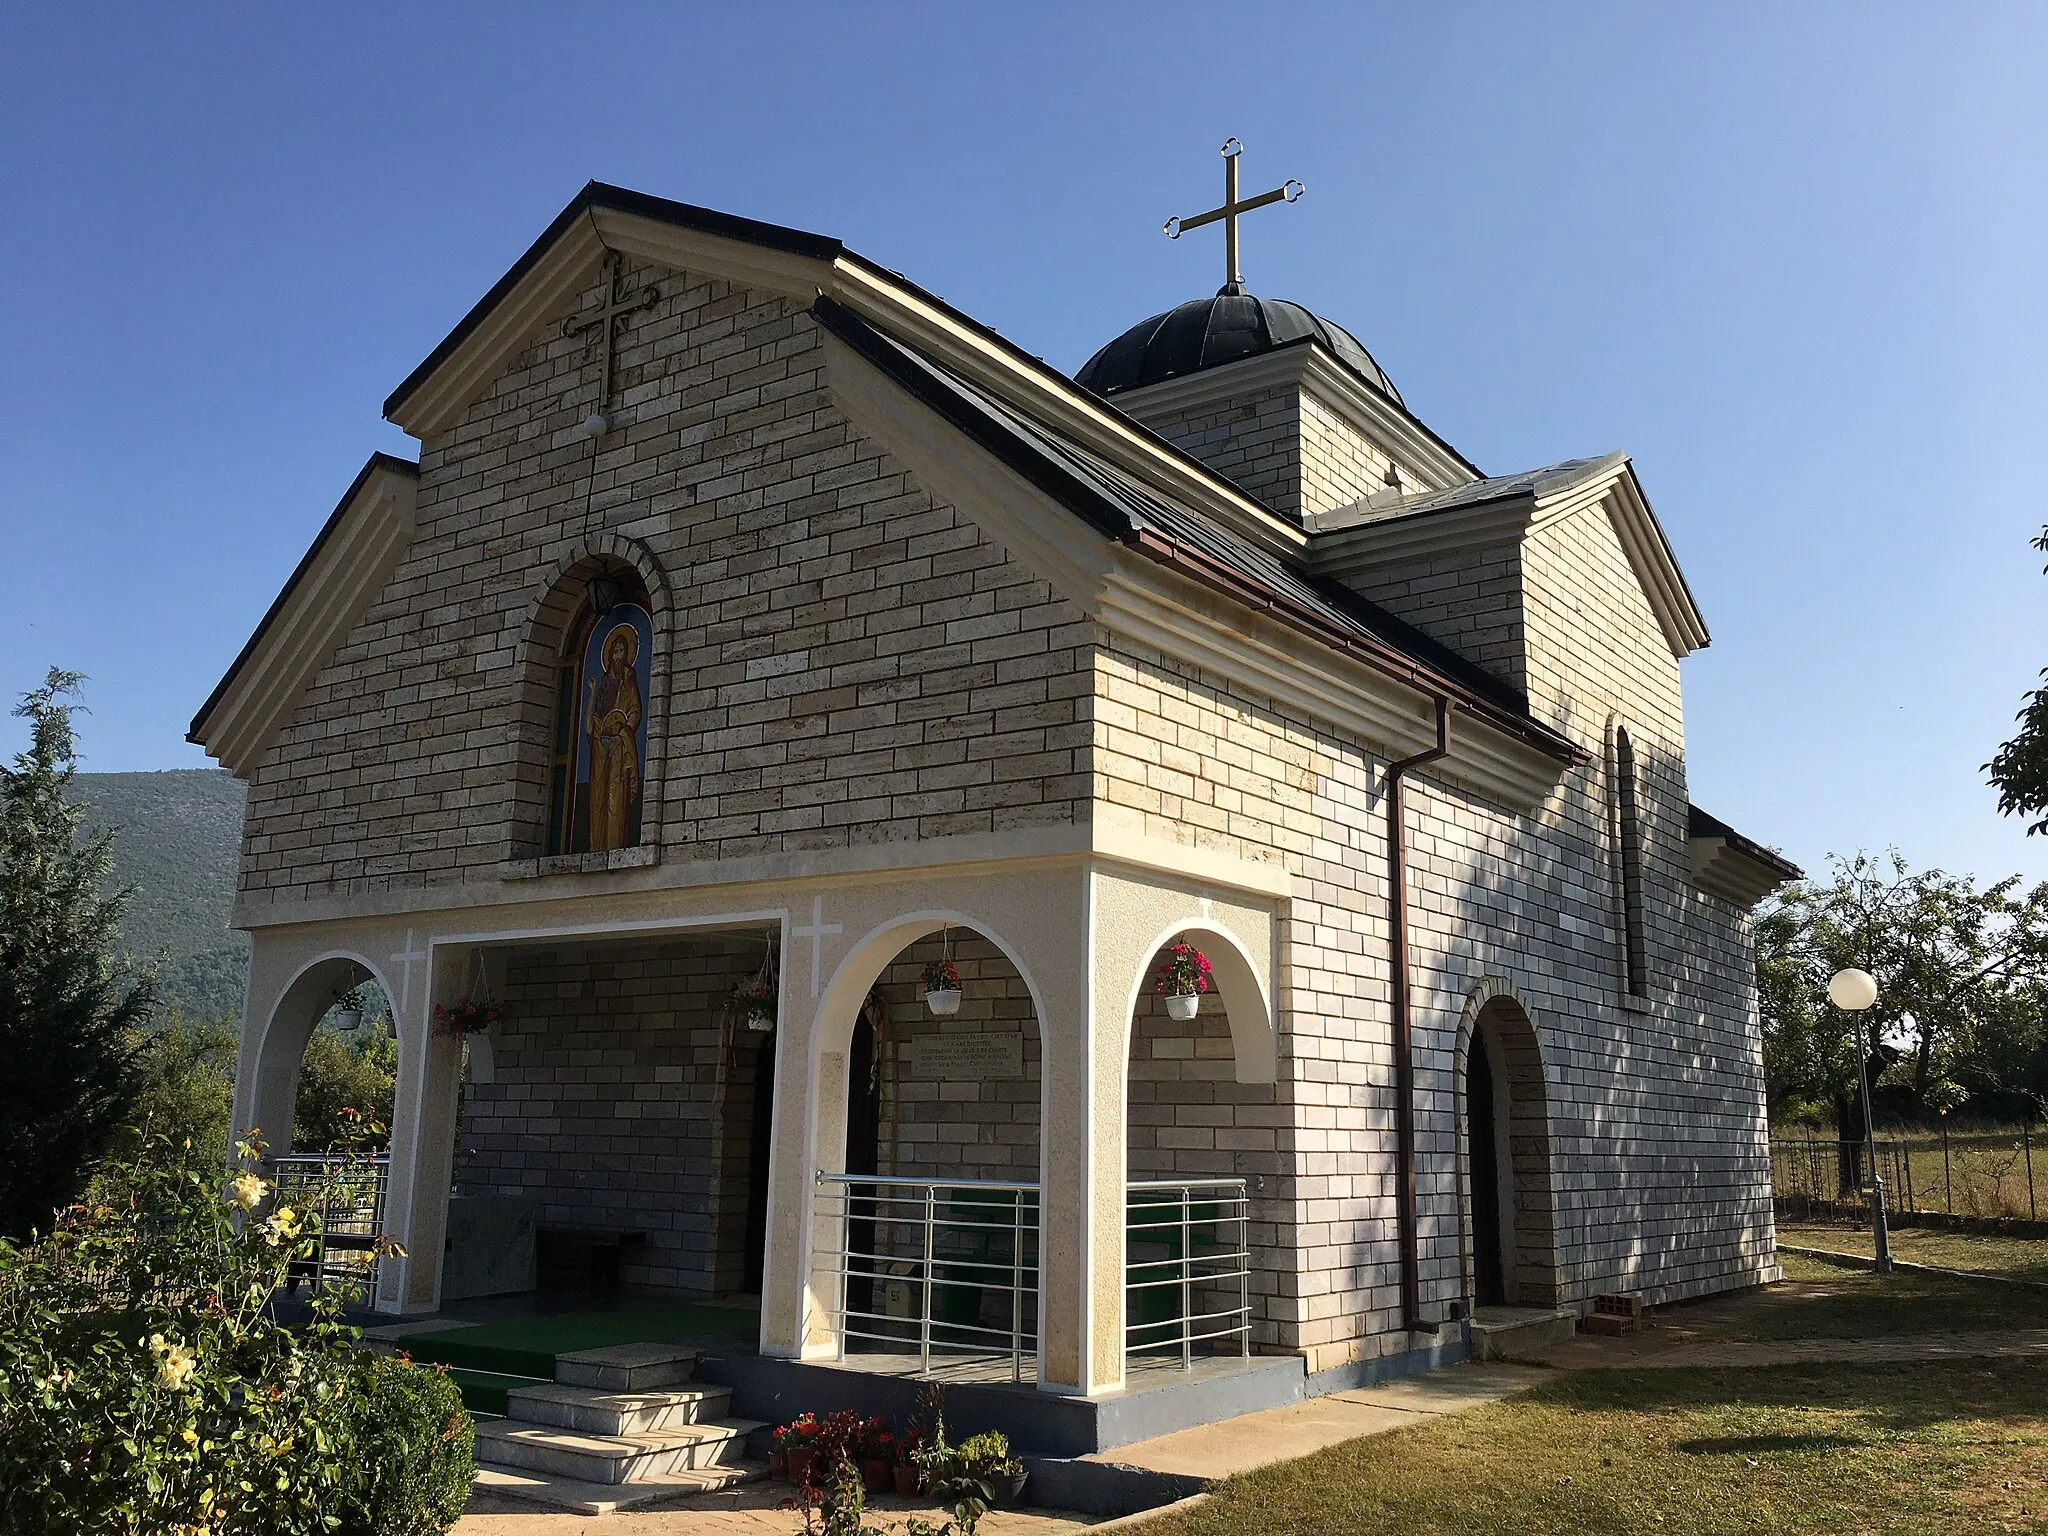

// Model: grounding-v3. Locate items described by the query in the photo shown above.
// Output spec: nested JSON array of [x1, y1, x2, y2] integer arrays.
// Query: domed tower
[[1073, 143, 1475, 522]]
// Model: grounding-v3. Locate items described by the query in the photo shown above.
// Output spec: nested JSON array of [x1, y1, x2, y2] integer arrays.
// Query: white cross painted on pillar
[[1199, 893, 1214, 920], [790, 896, 843, 999], [389, 927, 427, 1016]]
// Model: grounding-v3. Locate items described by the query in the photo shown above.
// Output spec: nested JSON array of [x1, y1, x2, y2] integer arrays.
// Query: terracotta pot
[[785, 1446, 817, 1486], [893, 1464, 921, 1498], [861, 1458, 892, 1493], [769, 1448, 788, 1480]]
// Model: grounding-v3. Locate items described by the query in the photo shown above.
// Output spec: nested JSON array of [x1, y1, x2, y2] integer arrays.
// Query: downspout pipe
[[1386, 694, 1451, 1333]]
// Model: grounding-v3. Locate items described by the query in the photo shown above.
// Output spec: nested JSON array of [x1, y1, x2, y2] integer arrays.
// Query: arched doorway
[[1460, 995, 1562, 1310]]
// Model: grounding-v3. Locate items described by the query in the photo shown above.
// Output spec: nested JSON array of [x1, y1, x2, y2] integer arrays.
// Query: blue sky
[[3, 3, 2046, 886]]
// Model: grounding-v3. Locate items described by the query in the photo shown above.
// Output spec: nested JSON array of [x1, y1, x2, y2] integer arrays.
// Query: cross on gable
[[561, 251, 660, 414], [1164, 138, 1304, 292]]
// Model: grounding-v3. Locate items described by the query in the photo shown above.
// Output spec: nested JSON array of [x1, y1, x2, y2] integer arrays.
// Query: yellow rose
[[154, 1341, 197, 1391], [224, 1173, 268, 1210]]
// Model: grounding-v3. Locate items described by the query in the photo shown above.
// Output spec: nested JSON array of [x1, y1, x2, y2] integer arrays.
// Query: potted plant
[[432, 995, 501, 1036], [1154, 940, 1213, 1021], [892, 1427, 924, 1497], [728, 957, 778, 1033], [774, 1413, 821, 1485], [330, 985, 367, 1032], [922, 957, 962, 1016], [857, 1417, 895, 1493], [956, 1429, 1027, 1506]]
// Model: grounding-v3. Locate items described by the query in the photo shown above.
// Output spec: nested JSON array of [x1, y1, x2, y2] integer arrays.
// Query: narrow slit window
[[1616, 728, 1649, 997]]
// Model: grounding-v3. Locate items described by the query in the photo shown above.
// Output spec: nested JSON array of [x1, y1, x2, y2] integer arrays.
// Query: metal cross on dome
[[1163, 138, 1304, 292], [561, 251, 660, 413]]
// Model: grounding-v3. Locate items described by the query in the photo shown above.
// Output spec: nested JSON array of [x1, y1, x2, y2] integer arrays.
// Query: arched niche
[[1119, 919, 1277, 1086], [507, 533, 672, 860], [1454, 979, 1562, 1310]]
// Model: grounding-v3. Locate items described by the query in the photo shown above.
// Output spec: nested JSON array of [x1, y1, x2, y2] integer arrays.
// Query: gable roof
[[187, 453, 417, 774], [1306, 450, 1711, 657], [814, 296, 1579, 767], [1689, 803, 1803, 907]]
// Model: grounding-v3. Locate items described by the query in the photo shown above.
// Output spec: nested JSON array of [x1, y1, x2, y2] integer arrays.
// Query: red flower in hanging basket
[[1154, 942, 1213, 997], [920, 958, 961, 993], [433, 996, 501, 1035]]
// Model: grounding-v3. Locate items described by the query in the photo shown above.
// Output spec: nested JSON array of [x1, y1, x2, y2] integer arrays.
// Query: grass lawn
[[1146, 1360, 2048, 1536], [1660, 1252, 2048, 1342], [1780, 1222, 2048, 1284]]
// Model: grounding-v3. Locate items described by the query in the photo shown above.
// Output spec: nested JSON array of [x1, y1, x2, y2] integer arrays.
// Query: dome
[[1074, 285, 1399, 404]]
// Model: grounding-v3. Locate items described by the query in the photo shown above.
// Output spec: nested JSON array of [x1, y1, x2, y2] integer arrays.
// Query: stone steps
[[473, 1460, 765, 1516], [473, 1416, 763, 1485], [1468, 1305, 1578, 1361], [553, 1341, 702, 1392], [506, 1380, 733, 1436]]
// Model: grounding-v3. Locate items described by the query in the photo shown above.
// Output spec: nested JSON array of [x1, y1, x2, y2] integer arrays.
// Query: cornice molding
[[190, 458, 417, 777], [1690, 835, 1790, 909]]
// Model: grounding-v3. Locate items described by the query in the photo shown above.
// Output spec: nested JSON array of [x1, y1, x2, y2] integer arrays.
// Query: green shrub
[[0, 1127, 469, 1535], [332, 1353, 474, 1536]]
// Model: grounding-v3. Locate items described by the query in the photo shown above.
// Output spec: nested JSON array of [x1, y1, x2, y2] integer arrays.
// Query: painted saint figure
[[585, 623, 642, 851]]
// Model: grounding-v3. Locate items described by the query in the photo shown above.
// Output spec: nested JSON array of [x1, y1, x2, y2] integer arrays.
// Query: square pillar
[[377, 942, 466, 1314]]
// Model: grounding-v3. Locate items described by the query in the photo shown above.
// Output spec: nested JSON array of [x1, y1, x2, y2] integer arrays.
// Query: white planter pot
[[925, 987, 963, 1017], [1164, 992, 1201, 1021], [744, 1011, 776, 1033], [332, 1008, 364, 1033]]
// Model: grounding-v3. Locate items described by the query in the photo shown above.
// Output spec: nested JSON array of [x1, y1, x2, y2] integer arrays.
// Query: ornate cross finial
[[1163, 138, 1304, 293], [561, 251, 659, 415]]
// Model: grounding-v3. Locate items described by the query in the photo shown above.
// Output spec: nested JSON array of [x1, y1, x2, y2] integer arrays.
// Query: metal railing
[[1125, 1178, 1252, 1368], [814, 1172, 1041, 1382], [271, 1152, 391, 1297], [814, 1172, 1256, 1381]]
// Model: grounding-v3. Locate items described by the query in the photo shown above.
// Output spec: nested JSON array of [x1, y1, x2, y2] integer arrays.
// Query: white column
[[377, 942, 465, 1314]]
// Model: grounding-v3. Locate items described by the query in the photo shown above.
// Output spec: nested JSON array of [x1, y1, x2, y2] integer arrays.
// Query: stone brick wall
[[1121, 377, 1413, 523], [1091, 601, 1773, 1368], [869, 931, 1041, 1185], [236, 259, 1095, 906], [457, 936, 766, 1297], [1333, 545, 1528, 689]]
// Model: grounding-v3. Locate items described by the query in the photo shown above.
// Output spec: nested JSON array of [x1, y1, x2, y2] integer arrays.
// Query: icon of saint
[[585, 623, 642, 851]]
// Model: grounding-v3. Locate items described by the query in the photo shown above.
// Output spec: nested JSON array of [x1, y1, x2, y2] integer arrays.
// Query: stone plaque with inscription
[[906, 1033, 1025, 1081]]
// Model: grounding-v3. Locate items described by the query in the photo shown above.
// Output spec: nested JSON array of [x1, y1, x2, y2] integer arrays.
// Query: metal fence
[[814, 1173, 1041, 1381], [1125, 1178, 1253, 1368], [1771, 1132, 2041, 1224], [271, 1152, 391, 1297]]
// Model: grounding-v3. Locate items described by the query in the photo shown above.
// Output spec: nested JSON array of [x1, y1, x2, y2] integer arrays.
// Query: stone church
[[194, 170, 1796, 1447]]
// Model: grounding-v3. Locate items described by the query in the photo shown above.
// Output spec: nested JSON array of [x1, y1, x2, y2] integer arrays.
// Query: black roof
[[1074, 287, 1400, 404]]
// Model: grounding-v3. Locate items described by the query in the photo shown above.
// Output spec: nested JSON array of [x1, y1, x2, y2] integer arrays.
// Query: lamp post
[[1827, 967, 1891, 1273]]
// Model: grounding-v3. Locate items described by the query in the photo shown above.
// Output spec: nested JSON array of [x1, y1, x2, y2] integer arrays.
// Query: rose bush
[[0, 1128, 471, 1535]]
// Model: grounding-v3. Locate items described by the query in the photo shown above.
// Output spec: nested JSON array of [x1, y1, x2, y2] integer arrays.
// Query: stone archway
[[237, 951, 392, 1162], [799, 911, 1052, 1371], [1455, 983, 1561, 1310]]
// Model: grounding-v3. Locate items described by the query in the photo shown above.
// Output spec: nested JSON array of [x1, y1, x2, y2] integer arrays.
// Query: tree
[[1988, 526, 2048, 833], [113, 1011, 238, 1169], [0, 670, 155, 1240], [1759, 853, 2048, 1156], [292, 1021, 397, 1152]]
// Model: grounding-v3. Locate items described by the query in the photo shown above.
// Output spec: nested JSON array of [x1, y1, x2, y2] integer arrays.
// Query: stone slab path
[[1085, 1363, 1549, 1481]]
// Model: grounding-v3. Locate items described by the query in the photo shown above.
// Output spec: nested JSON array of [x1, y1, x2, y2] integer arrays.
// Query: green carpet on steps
[[396, 1304, 760, 1380]]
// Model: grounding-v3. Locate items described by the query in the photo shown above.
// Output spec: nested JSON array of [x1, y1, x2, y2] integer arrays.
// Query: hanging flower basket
[[1155, 941, 1213, 1021], [330, 985, 367, 1033], [729, 958, 779, 1033], [433, 995, 501, 1036], [921, 957, 962, 1016]]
